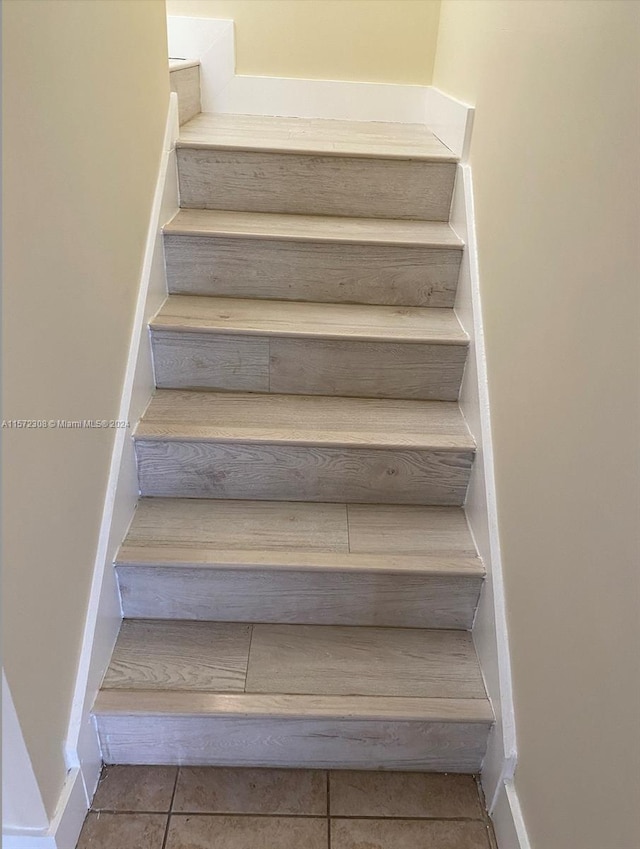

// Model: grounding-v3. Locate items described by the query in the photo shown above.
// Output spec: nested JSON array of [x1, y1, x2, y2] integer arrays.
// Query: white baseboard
[[3, 767, 86, 849], [491, 780, 532, 849], [424, 85, 520, 835], [215, 75, 431, 123], [12, 92, 180, 849], [167, 15, 430, 124], [424, 87, 474, 159]]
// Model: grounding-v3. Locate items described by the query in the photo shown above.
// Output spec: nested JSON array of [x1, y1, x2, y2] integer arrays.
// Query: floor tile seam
[[161, 768, 181, 849], [91, 810, 485, 821]]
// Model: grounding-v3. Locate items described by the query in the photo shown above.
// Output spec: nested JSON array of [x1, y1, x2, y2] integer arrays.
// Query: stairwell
[[92, 112, 493, 772]]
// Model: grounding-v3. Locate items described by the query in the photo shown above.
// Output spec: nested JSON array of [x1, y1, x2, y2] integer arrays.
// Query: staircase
[[93, 113, 493, 771]]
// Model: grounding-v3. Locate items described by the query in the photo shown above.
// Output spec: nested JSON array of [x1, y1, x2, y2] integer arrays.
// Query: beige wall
[[1, 0, 169, 816], [434, 2, 640, 847], [166, 0, 441, 85]]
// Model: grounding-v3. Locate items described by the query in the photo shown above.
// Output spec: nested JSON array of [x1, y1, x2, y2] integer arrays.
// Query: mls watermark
[[2, 419, 130, 429]]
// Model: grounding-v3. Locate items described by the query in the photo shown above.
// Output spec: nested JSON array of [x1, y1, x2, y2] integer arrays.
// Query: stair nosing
[[133, 426, 476, 453], [163, 209, 464, 250], [115, 546, 485, 577], [93, 689, 494, 723], [175, 138, 459, 164], [149, 296, 469, 346]]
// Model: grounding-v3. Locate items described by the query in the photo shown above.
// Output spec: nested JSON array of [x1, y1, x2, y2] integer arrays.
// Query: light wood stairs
[[93, 113, 493, 771]]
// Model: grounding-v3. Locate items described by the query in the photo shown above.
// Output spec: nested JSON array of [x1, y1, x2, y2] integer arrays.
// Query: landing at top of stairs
[[177, 112, 458, 161]]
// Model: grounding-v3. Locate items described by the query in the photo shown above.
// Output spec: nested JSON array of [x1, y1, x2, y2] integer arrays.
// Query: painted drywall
[[434, 2, 640, 847], [166, 0, 441, 85], [1, 0, 169, 818]]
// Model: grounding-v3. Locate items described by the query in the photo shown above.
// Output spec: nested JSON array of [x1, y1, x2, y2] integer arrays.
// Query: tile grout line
[[161, 767, 181, 849], [327, 770, 332, 849], [88, 810, 488, 821]]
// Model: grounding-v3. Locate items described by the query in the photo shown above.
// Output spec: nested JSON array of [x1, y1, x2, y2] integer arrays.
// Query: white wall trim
[[424, 87, 474, 159], [491, 780, 533, 849], [6, 93, 180, 849], [2, 671, 50, 837], [425, 87, 523, 848], [166, 15, 433, 124]]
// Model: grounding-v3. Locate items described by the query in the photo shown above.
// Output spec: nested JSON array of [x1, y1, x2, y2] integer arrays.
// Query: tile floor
[[77, 765, 498, 848]]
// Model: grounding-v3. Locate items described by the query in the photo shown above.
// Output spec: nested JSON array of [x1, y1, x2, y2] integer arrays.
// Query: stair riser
[[134, 440, 474, 505], [164, 235, 462, 308], [117, 566, 482, 629], [151, 330, 467, 401], [177, 148, 456, 221], [97, 714, 490, 772]]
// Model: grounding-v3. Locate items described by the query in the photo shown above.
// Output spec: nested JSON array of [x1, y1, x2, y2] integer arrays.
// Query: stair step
[[178, 113, 457, 161], [133, 391, 475, 505], [116, 499, 484, 628], [94, 620, 492, 770], [163, 209, 463, 308], [176, 113, 457, 221], [150, 295, 469, 400]]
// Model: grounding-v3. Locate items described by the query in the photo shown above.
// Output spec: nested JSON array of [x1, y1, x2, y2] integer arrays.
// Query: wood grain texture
[[177, 148, 456, 221], [97, 713, 490, 771], [122, 498, 349, 553], [169, 65, 201, 126], [134, 440, 473, 505], [117, 548, 482, 576], [117, 564, 482, 628], [246, 625, 486, 699], [121, 499, 476, 560], [164, 209, 463, 248], [116, 499, 483, 626], [151, 330, 269, 391], [347, 504, 477, 556], [94, 690, 494, 723], [164, 234, 462, 307], [178, 113, 457, 161], [151, 298, 468, 398], [135, 391, 474, 451], [151, 295, 468, 344], [269, 338, 466, 400], [102, 620, 251, 692]]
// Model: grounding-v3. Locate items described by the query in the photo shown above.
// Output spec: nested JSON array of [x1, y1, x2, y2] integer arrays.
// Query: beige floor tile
[[165, 814, 328, 849], [331, 818, 491, 849], [92, 765, 177, 812], [76, 813, 166, 849], [329, 771, 483, 819], [173, 767, 326, 814]]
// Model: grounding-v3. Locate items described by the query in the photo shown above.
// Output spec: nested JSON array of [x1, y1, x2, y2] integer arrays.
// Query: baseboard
[[167, 15, 430, 124], [215, 75, 431, 123], [431, 86, 519, 824], [491, 780, 532, 849], [3, 768, 86, 849], [424, 87, 474, 159], [25, 92, 180, 849]]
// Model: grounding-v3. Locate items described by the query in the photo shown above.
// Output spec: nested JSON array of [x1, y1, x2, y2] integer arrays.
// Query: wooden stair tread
[[117, 499, 482, 577], [134, 390, 475, 451], [177, 112, 457, 162], [151, 295, 468, 345], [94, 690, 493, 724], [164, 208, 463, 249], [99, 619, 489, 702]]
